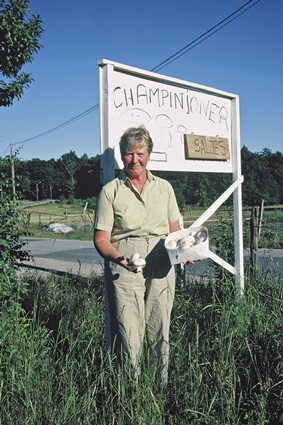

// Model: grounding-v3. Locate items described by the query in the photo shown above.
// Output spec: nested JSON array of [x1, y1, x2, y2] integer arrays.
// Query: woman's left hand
[[183, 259, 196, 265]]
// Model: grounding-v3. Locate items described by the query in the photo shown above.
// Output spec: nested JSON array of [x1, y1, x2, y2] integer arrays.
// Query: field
[[18, 200, 283, 249], [18, 199, 95, 240]]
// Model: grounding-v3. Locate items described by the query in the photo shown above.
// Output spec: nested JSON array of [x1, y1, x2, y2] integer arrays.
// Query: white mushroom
[[129, 253, 146, 272], [196, 230, 207, 243], [129, 253, 140, 262], [166, 239, 178, 249], [178, 235, 195, 249]]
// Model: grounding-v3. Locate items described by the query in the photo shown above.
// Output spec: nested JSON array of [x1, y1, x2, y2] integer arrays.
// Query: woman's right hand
[[117, 256, 142, 273], [94, 230, 143, 273]]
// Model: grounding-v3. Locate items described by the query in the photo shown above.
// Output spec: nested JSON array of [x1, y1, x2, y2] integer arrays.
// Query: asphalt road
[[19, 237, 283, 278], [20, 237, 105, 276]]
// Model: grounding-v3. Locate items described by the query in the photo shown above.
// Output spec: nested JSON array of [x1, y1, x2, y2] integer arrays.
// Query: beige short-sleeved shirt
[[94, 169, 181, 242]]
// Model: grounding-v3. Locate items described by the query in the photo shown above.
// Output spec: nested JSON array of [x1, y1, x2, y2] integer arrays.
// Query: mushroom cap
[[196, 231, 207, 243], [178, 235, 195, 249], [129, 252, 140, 263], [129, 253, 146, 267], [131, 257, 146, 267], [167, 239, 178, 249]]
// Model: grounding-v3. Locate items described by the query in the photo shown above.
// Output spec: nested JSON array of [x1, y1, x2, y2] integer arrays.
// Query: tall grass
[[1, 267, 283, 424]]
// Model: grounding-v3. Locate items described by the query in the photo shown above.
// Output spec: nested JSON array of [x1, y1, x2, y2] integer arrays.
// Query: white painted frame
[[98, 59, 244, 300]]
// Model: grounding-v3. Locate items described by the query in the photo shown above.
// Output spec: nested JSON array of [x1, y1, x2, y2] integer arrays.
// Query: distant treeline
[[3, 146, 283, 208]]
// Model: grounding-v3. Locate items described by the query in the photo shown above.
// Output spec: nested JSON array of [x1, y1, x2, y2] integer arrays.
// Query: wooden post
[[25, 212, 31, 230], [250, 206, 259, 278], [77, 202, 88, 230], [258, 199, 264, 239]]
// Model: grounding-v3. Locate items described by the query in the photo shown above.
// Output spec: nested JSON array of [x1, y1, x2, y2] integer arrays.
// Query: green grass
[[18, 200, 95, 240], [1, 267, 283, 424]]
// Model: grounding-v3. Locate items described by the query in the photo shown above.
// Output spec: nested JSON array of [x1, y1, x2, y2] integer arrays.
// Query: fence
[[23, 209, 94, 232]]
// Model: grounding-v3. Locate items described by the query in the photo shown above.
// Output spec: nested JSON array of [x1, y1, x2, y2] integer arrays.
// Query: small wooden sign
[[184, 134, 230, 160]]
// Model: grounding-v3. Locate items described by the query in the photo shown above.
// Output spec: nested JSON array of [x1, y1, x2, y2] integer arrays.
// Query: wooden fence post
[[250, 206, 259, 278], [77, 202, 88, 230], [259, 199, 264, 239], [25, 212, 31, 230]]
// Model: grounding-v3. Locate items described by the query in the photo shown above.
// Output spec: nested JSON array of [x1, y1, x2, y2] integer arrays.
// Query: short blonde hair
[[119, 125, 153, 157]]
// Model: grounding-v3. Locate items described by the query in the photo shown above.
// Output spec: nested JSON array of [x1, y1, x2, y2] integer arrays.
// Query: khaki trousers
[[105, 236, 175, 384]]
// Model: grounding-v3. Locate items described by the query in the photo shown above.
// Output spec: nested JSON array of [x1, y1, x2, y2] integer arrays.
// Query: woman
[[94, 125, 190, 385]]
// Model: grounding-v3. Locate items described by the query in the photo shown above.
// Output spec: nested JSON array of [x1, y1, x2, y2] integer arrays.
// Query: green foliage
[[86, 196, 96, 210], [208, 207, 235, 281], [0, 0, 44, 106], [170, 272, 283, 424], [5, 146, 283, 207], [0, 199, 30, 273], [242, 146, 283, 205], [262, 225, 283, 249], [1, 268, 283, 424], [186, 172, 232, 207], [12, 152, 102, 200], [214, 208, 235, 262], [154, 170, 232, 209], [0, 157, 30, 277], [0, 155, 38, 413], [22, 272, 105, 345]]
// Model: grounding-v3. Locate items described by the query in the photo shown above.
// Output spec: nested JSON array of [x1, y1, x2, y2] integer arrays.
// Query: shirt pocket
[[149, 193, 169, 218]]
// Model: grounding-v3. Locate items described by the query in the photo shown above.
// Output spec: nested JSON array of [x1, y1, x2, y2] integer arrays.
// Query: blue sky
[[1, 0, 282, 161]]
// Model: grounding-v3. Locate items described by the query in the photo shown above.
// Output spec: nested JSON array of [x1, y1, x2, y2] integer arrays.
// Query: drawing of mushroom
[[177, 124, 187, 144], [155, 114, 173, 148]]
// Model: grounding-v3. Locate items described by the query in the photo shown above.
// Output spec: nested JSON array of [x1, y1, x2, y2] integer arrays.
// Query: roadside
[[18, 238, 283, 279], [18, 237, 104, 278]]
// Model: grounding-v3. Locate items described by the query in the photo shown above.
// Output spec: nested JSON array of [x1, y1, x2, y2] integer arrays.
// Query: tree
[[75, 154, 102, 199], [23, 157, 62, 199], [154, 171, 187, 209], [241, 146, 282, 206], [0, 0, 44, 106], [58, 151, 80, 199]]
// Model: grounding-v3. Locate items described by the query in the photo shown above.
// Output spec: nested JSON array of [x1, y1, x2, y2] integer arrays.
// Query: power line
[[151, 0, 260, 72], [1, 104, 99, 157], [1, 0, 260, 156], [0, 145, 10, 158], [13, 104, 99, 146]]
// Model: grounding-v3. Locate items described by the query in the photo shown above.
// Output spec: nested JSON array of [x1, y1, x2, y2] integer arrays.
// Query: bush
[[86, 196, 96, 210], [0, 199, 30, 275]]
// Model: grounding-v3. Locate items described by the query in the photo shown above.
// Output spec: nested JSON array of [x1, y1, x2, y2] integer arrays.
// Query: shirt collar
[[119, 169, 155, 183]]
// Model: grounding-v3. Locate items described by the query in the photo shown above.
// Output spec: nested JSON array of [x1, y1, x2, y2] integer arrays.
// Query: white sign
[[99, 59, 238, 174]]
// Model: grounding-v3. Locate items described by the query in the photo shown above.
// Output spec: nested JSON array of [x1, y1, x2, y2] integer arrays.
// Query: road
[[19, 237, 104, 276], [19, 237, 283, 279]]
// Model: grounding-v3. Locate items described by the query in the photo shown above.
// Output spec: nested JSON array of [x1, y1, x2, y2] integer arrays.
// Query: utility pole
[[36, 181, 41, 201], [10, 143, 16, 201]]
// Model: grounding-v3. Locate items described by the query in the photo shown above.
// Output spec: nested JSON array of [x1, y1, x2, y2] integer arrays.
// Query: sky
[[0, 0, 282, 161]]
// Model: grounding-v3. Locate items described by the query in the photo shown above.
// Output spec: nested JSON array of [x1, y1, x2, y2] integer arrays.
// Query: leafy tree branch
[[0, 0, 44, 106]]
